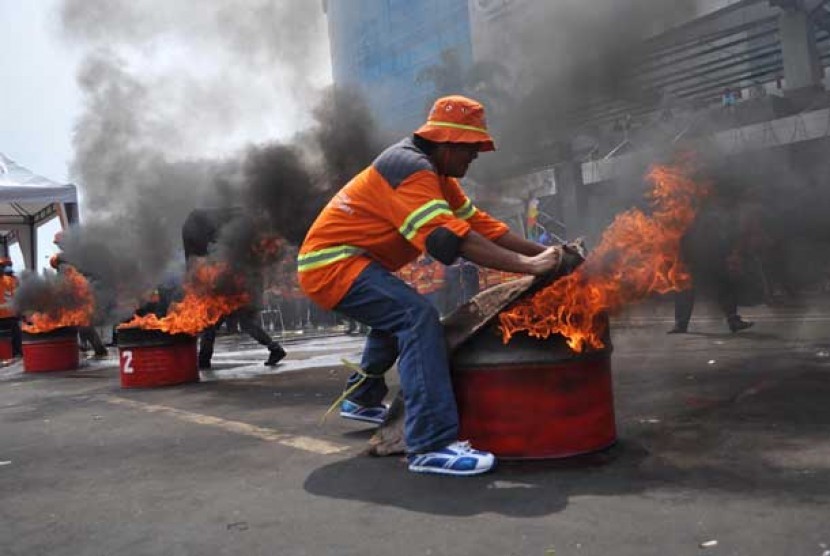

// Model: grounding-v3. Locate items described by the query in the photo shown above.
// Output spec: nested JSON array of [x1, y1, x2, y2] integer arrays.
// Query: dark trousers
[[335, 262, 457, 454], [199, 308, 277, 364], [11, 319, 22, 356], [674, 286, 738, 329], [79, 326, 107, 356]]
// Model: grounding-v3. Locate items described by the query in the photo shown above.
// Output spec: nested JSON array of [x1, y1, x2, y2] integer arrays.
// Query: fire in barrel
[[452, 313, 614, 459], [17, 267, 95, 373], [452, 161, 709, 459], [117, 327, 199, 388], [117, 260, 250, 388], [499, 162, 707, 351]]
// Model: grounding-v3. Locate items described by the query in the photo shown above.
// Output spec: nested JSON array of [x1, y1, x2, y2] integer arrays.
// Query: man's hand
[[460, 231, 569, 276], [527, 246, 562, 276]]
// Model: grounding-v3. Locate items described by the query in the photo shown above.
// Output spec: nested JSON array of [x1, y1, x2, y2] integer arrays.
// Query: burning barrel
[[0, 318, 16, 360], [451, 317, 615, 460], [117, 328, 199, 388], [22, 326, 80, 373]]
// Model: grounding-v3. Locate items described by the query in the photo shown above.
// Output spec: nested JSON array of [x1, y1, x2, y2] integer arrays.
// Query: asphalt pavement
[[1, 297, 829, 556]]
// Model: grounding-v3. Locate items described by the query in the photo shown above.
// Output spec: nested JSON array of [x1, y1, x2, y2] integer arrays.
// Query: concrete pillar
[[779, 9, 824, 93], [9, 221, 36, 271], [553, 159, 585, 240]]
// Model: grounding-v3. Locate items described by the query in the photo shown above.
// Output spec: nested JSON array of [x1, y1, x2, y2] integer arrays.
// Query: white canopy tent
[[0, 152, 79, 271]]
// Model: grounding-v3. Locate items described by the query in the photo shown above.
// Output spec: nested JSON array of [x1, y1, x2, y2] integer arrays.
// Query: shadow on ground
[[305, 352, 830, 516], [304, 441, 653, 517]]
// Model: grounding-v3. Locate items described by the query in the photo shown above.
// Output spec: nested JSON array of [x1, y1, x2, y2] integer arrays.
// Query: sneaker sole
[[339, 412, 385, 425], [407, 462, 495, 476]]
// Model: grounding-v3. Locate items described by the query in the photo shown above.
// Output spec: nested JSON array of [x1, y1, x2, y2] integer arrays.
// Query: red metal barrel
[[0, 337, 13, 360], [451, 318, 616, 459], [0, 318, 16, 360], [22, 327, 80, 373], [117, 328, 199, 388]]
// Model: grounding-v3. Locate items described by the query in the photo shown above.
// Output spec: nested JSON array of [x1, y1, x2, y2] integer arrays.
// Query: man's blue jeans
[[334, 262, 458, 454]]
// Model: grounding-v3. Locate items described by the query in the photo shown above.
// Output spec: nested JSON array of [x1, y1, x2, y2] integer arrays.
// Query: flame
[[499, 160, 709, 352], [119, 260, 249, 336], [22, 266, 94, 333]]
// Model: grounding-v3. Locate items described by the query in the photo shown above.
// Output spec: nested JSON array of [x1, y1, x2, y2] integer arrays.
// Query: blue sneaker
[[339, 399, 389, 425], [407, 441, 496, 476]]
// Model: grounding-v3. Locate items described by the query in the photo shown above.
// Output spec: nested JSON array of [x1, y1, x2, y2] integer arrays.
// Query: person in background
[[50, 233, 109, 358], [0, 258, 22, 357], [668, 185, 755, 334], [181, 208, 286, 369]]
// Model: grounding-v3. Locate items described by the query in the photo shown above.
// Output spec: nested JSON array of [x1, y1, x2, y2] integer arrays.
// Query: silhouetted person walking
[[182, 208, 286, 369], [669, 187, 754, 334]]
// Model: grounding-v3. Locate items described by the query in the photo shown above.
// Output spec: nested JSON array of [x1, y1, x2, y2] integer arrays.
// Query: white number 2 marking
[[122, 350, 134, 374]]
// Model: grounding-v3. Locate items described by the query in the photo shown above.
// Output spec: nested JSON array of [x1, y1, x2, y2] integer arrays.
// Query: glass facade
[[325, 0, 473, 137]]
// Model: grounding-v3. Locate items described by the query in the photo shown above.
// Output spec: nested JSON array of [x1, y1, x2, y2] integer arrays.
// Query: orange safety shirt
[[0, 275, 18, 319], [298, 137, 509, 309]]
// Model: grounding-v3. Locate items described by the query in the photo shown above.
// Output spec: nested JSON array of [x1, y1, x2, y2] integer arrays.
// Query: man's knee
[[409, 296, 441, 325]]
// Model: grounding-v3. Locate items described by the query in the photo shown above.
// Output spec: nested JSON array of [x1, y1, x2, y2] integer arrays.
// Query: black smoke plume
[[54, 1, 380, 322], [467, 0, 699, 175], [12, 269, 92, 326]]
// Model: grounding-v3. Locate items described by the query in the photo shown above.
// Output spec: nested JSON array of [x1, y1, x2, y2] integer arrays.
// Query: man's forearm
[[458, 231, 540, 274], [493, 231, 547, 256]]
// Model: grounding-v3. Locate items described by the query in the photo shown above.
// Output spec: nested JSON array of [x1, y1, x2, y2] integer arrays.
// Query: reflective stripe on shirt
[[398, 200, 453, 241], [454, 198, 477, 220], [297, 245, 363, 272]]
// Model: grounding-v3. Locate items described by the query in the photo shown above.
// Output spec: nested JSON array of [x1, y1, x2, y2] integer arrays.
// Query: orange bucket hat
[[414, 95, 496, 152]]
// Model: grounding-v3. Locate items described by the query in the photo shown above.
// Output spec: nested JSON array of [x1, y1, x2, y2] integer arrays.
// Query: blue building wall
[[325, 0, 473, 137]]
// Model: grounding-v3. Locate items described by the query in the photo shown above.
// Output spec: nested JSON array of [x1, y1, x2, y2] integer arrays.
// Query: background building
[[323, 1, 830, 289], [468, 0, 830, 242], [323, 0, 473, 137]]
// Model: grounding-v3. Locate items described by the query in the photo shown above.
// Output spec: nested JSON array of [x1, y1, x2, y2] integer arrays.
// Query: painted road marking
[[103, 396, 349, 455]]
